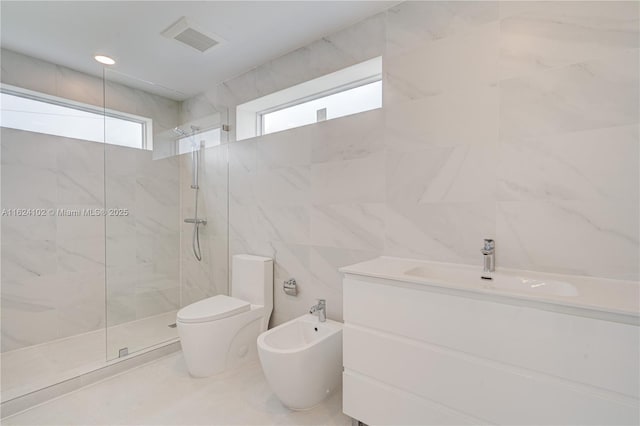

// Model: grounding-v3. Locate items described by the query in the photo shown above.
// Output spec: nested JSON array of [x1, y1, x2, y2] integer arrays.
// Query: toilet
[[177, 254, 273, 377]]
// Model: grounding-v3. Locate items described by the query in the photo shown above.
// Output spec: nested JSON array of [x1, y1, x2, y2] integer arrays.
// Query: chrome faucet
[[309, 299, 326, 322], [481, 239, 495, 278]]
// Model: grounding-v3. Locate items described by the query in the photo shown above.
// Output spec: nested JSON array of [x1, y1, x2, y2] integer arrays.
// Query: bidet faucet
[[481, 238, 495, 277], [309, 299, 326, 322]]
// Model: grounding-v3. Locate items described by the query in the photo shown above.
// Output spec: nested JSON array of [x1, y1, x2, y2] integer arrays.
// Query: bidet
[[257, 314, 343, 410]]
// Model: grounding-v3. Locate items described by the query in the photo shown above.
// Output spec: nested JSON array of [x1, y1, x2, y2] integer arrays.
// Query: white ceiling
[[1, 1, 397, 101]]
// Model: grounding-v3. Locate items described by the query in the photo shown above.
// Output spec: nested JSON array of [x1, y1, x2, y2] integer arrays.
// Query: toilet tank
[[231, 254, 273, 313]]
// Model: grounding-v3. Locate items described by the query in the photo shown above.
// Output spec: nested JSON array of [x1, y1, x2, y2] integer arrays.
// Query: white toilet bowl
[[177, 254, 273, 377], [257, 314, 343, 410]]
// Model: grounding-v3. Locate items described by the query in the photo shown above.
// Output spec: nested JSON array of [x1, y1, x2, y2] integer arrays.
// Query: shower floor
[[1, 310, 178, 403]]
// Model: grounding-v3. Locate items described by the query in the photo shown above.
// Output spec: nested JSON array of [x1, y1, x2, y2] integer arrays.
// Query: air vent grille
[[161, 17, 223, 54], [174, 28, 218, 53]]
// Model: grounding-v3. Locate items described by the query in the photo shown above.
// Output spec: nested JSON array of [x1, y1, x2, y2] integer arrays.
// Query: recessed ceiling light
[[94, 55, 115, 65]]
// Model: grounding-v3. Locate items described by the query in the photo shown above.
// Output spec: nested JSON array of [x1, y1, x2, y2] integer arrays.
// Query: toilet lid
[[177, 295, 250, 324]]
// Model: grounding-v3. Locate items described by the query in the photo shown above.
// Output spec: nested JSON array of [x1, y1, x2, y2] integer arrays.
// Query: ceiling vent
[[161, 17, 224, 53]]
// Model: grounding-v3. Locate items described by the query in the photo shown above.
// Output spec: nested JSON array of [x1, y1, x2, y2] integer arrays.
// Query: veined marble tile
[[385, 22, 499, 105], [181, 252, 214, 307], [104, 79, 142, 119], [1, 216, 57, 281], [500, 1, 639, 80], [179, 90, 224, 125], [269, 242, 313, 327], [309, 245, 378, 294], [0, 48, 57, 96], [105, 174, 137, 210], [228, 197, 265, 246], [56, 207, 105, 240], [136, 150, 179, 180], [253, 166, 311, 205], [56, 269, 105, 338], [500, 49, 640, 140], [54, 64, 103, 109], [310, 203, 385, 251], [311, 109, 385, 164], [132, 89, 180, 135], [311, 152, 385, 204], [224, 14, 384, 106], [228, 140, 257, 202], [106, 234, 137, 269], [0, 274, 59, 352], [257, 203, 310, 245], [135, 287, 179, 319], [499, 1, 640, 22], [498, 125, 639, 202], [270, 241, 345, 326], [56, 236, 105, 273], [497, 200, 639, 280], [2, 163, 58, 209], [182, 233, 229, 300], [387, 144, 497, 205], [317, 11, 385, 63], [229, 139, 257, 173], [57, 170, 104, 206], [384, 202, 495, 265], [385, 85, 498, 150], [57, 139, 104, 174], [255, 126, 312, 170], [386, 1, 499, 58], [105, 145, 138, 177], [1, 128, 58, 169], [106, 265, 138, 326], [135, 189, 179, 236], [201, 145, 229, 186], [0, 307, 58, 353]]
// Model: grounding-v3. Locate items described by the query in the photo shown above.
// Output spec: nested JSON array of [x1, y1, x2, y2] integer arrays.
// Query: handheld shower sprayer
[[175, 126, 206, 262]]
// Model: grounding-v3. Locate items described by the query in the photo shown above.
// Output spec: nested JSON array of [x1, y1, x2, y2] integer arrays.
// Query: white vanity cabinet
[[340, 257, 640, 426]]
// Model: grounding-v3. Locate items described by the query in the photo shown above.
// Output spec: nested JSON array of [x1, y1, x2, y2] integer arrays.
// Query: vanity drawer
[[343, 277, 639, 397], [343, 324, 638, 425], [343, 370, 481, 426]]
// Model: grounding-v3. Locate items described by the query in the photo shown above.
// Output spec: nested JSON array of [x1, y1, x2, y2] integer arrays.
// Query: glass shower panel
[[0, 78, 107, 400], [104, 70, 182, 360], [103, 69, 229, 360], [178, 115, 230, 309]]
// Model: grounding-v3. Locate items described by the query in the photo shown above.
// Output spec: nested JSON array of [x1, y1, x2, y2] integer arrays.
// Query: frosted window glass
[[0, 92, 146, 149], [262, 80, 381, 135]]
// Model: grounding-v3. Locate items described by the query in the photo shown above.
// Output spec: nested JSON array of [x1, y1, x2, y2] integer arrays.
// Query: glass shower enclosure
[[0, 65, 229, 403]]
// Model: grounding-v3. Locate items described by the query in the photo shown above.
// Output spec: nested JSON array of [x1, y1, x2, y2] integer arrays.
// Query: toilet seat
[[177, 295, 250, 324]]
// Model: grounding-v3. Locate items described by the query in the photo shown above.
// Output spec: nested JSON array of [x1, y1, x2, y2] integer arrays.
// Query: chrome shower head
[[173, 127, 189, 137]]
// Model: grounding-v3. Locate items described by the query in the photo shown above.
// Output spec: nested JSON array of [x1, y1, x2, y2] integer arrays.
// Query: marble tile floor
[[3, 352, 350, 426], [2, 311, 179, 403]]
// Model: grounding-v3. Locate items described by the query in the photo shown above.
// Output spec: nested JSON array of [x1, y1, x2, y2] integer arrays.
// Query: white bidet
[[257, 314, 343, 410]]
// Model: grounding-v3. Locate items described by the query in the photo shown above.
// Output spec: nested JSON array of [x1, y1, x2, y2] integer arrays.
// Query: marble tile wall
[[1, 52, 181, 352], [178, 1, 638, 327], [1, 129, 180, 352], [495, 1, 639, 280], [179, 144, 229, 307], [390, 0, 638, 281]]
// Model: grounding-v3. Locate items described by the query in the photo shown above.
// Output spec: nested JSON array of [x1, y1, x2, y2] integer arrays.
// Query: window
[[261, 80, 381, 135], [177, 127, 221, 154], [236, 57, 382, 140], [0, 86, 152, 150]]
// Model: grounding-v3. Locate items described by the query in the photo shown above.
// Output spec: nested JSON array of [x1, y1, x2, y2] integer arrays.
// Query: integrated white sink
[[340, 256, 640, 322], [404, 265, 579, 297]]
